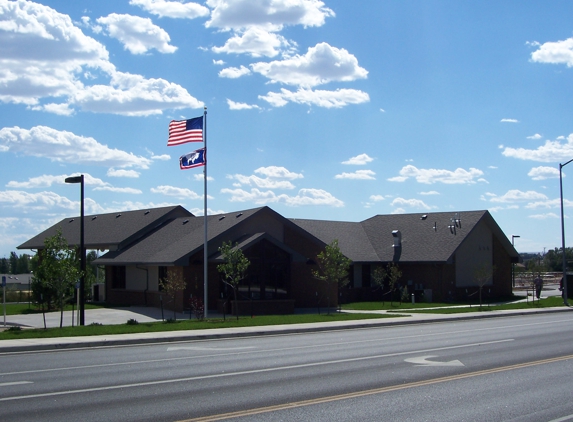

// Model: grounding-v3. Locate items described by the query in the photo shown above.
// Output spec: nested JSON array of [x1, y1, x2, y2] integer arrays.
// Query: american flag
[[167, 116, 203, 146]]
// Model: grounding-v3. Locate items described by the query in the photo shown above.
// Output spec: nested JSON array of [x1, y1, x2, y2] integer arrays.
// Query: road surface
[[1, 312, 573, 421]]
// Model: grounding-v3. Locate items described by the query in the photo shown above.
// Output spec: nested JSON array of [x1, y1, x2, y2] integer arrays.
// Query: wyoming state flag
[[180, 148, 206, 170]]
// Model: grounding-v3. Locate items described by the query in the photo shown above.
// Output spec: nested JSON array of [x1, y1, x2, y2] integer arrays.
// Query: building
[[18, 206, 519, 313]]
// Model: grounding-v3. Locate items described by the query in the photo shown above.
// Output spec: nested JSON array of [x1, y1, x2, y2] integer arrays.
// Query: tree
[[371, 263, 403, 305], [217, 241, 250, 319], [474, 262, 494, 309], [33, 228, 82, 328], [0, 257, 8, 274], [159, 268, 187, 320], [9, 252, 18, 274], [312, 239, 352, 314]]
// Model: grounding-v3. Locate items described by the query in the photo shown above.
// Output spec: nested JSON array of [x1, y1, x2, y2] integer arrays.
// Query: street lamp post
[[511, 235, 520, 288], [65, 175, 85, 325], [559, 160, 573, 306]]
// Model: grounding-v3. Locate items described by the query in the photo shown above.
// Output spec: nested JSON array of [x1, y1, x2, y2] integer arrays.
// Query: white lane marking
[[0, 381, 33, 387], [549, 415, 573, 422], [404, 355, 464, 367], [0, 339, 512, 402], [167, 346, 255, 352]]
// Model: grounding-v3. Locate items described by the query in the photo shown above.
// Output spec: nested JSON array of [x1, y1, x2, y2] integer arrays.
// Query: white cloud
[[220, 187, 343, 207], [219, 65, 251, 78], [97, 14, 177, 54], [130, 0, 210, 19], [528, 213, 559, 220], [335, 170, 376, 180], [369, 195, 384, 202], [151, 185, 204, 199], [150, 153, 170, 161], [388, 165, 485, 184], [525, 198, 573, 209], [212, 27, 292, 57], [205, 0, 334, 31], [6, 173, 108, 189], [488, 189, 548, 203], [30, 102, 75, 116], [193, 174, 214, 182], [213, 59, 225, 65], [251, 43, 368, 87], [342, 153, 374, 165], [501, 118, 519, 123], [390, 197, 433, 210], [419, 191, 440, 195], [255, 166, 303, 180], [527, 133, 543, 140], [502, 134, 573, 163], [72, 70, 203, 116], [228, 166, 303, 189], [0, 126, 152, 169], [0, 190, 78, 211], [528, 166, 560, 181], [0, 1, 201, 115], [227, 99, 261, 110], [531, 37, 573, 67], [93, 186, 142, 194], [259, 87, 369, 108], [107, 168, 141, 178]]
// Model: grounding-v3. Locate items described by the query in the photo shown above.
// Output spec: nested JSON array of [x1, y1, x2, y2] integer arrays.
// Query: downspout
[[136, 265, 149, 306]]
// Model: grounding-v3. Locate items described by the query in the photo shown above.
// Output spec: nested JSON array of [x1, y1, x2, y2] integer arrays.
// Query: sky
[[2, 0, 573, 259]]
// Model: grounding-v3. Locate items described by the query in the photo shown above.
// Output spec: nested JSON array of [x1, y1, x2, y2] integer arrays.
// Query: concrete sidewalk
[[0, 305, 570, 353]]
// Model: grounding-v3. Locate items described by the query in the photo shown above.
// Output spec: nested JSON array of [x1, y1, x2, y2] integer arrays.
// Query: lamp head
[[65, 176, 82, 184]]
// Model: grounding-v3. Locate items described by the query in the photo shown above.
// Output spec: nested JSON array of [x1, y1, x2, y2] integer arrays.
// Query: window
[[158, 266, 168, 291], [223, 239, 291, 301], [111, 266, 126, 289]]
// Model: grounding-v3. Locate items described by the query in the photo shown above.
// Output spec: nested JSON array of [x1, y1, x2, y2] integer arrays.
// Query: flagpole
[[203, 106, 208, 318]]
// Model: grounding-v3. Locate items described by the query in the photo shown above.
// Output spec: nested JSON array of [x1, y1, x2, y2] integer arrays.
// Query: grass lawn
[[384, 296, 566, 314], [0, 312, 401, 341], [340, 301, 466, 311]]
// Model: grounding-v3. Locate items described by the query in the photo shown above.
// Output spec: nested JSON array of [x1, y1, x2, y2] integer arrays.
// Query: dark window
[[223, 239, 291, 301], [362, 264, 371, 288], [158, 266, 168, 291], [111, 266, 126, 289]]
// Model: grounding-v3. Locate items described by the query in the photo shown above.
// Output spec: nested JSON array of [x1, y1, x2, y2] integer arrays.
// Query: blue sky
[[2, 0, 573, 258]]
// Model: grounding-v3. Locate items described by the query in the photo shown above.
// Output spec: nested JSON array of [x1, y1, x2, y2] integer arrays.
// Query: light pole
[[559, 160, 573, 306], [65, 175, 85, 325], [511, 235, 520, 288]]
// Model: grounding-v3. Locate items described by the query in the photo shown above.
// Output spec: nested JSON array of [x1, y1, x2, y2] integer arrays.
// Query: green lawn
[[0, 296, 566, 341], [384, 296, 566, 314], [0, 312, 401, 340]]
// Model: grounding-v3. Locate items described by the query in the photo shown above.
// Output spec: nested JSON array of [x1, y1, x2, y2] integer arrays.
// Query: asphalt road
[[1, 312, 573, 422]]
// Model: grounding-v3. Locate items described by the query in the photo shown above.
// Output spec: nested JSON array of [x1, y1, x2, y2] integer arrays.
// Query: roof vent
[[91, 216, 97, 221], [421, 215, 427, 220], [69, 219, 75, 223], [144, 210, 150, 215], [116, 214, 122, 218], [183, 219, 189, 225], [392, 230, 401, 248], [219, 216, 226, 221], [236, 213, 243, 218]]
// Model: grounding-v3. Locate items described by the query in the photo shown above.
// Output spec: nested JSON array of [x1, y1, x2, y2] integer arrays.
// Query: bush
[[126, 318, 139, 325]]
